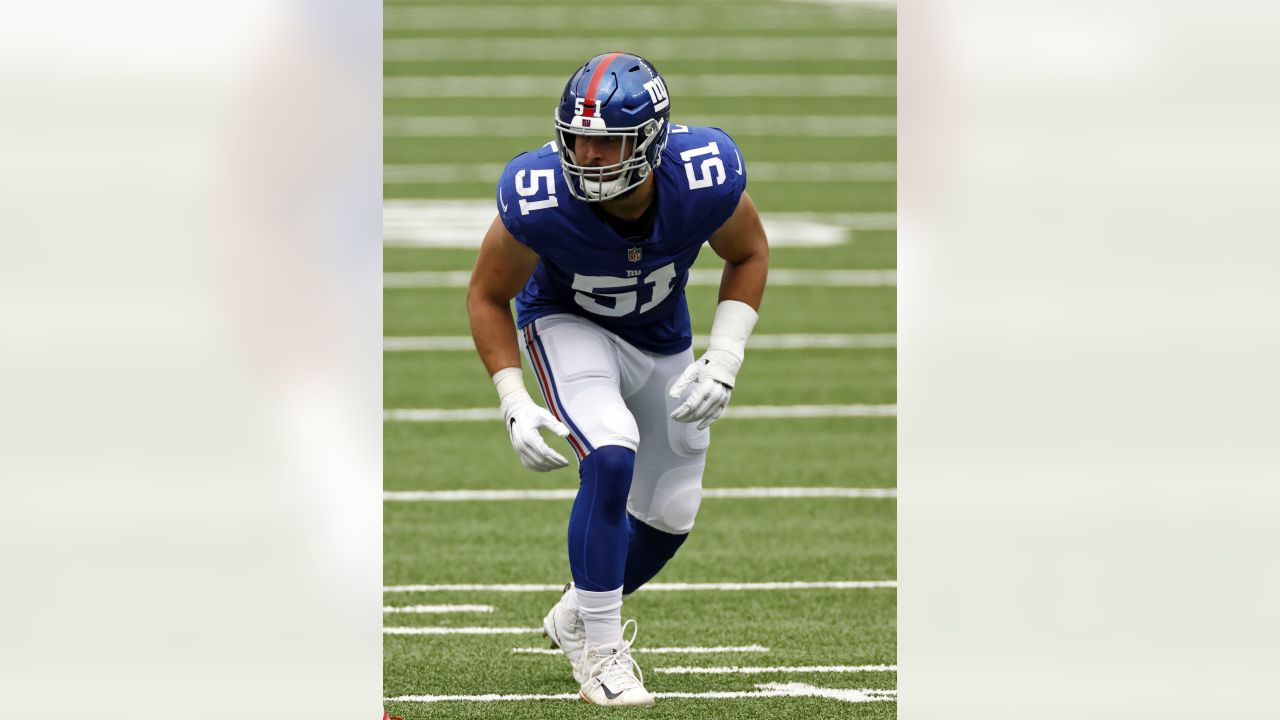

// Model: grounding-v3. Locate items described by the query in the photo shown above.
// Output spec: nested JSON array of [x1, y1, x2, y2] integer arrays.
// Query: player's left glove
[[669, 300, 759, 430]]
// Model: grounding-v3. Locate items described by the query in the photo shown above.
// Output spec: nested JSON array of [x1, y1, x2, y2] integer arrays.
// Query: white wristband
[[492, 367, 529, 404], [706, 300, 759, 361]]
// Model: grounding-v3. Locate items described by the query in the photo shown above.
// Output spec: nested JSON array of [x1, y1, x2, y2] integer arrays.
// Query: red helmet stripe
[[582, 52, 623, 118]]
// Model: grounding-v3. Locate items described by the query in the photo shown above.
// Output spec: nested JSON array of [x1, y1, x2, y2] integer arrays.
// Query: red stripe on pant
[[524, 325, 588, 460]]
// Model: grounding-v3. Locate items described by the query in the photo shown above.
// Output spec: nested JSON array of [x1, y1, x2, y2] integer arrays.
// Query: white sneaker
[[542, 582, 589, 683], [577, 620, 655, 707]]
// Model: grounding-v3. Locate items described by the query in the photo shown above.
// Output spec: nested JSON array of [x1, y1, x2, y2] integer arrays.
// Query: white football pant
[[520, 313, 708, 534]]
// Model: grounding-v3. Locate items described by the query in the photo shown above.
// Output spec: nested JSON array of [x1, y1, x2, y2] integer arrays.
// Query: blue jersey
[[496, 124, 747, 355]]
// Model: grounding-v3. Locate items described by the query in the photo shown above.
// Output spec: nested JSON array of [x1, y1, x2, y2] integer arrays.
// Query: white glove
[[668, 300, 759, 430], [494, 368, 571, 472], [669, 350, 737, 430]]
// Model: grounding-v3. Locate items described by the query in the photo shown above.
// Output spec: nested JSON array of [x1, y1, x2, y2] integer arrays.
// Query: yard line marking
[[383, 626, 540, 635], [384, 6, 896, 31], [735, 333, 897, 349], [385, 115, 896, 138], [385, 75, 895, 98], [383, 199, 894, 248], [384, 161, 895, 184], [384, 580, 896, 593], [513, 644, 770, 655], [385, 488, 896, 502], [385, 37, 894, 62], [725, 404, 897, 419], [383, 604, 494, 614], [383, 336, 475, 351], [384, 334, 895, 352], [384, 269, 895, 288], [383, 405, 896, 422], [656, 664, 897, 675], [386, 682, 895, 703]]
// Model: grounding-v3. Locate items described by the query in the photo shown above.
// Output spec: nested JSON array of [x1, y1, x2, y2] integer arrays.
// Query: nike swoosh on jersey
[[733, 150, 743, 175], [499, 187, 509, 212]]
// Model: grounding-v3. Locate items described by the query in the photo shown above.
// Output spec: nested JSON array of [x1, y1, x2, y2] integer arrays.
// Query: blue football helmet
[[554, 52, 671, 202]]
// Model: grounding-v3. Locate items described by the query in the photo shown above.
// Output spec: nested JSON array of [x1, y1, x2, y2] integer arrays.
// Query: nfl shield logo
[[627, 247, 642, 263]]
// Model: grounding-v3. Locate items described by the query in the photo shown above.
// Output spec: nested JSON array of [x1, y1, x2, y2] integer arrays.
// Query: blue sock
[[567, 445, 635, 592], [622, 514, 688, 595]]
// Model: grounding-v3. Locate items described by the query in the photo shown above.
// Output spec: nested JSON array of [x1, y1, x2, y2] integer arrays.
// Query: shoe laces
[[587, 619, 644, 690]]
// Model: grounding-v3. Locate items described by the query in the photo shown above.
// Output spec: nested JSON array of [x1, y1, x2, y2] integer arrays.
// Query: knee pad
[[579, 445, 636, 518], [635, 465, 703, 534]]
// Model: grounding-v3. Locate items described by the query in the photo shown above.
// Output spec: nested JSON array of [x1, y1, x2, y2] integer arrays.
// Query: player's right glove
[[493, 367, 571, 472]]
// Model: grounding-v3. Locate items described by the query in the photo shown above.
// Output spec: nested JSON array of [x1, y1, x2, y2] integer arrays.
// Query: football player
[[466, 52, 768, 706]]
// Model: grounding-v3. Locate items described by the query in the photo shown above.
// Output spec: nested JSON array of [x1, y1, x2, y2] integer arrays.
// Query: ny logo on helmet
[[642, 78, 669, 112]]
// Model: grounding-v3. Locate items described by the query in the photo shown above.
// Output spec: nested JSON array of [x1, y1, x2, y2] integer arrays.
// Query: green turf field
[[384, 0, 896, 716]]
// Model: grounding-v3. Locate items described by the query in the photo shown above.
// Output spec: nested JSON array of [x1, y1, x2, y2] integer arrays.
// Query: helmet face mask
[[554, 53, 671, 203], [555, 117, 664, 201]]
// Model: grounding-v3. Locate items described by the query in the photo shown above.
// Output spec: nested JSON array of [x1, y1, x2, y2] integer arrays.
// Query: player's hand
[[668, 349, 741, 430], [501, 393, 571, 471]]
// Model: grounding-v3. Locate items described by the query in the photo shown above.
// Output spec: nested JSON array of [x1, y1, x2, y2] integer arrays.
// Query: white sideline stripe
[[384, 161, 895, 184], [383, 405, 896, 422], [383, 580, 896, 593], [385, 488, 896, 502], [387, 682, 895, 704], [384, 334, 895, 352], [385, 6, 896, 31], [384, 626, 540, 635], [656, 664, 898, 675], [384, 269, 895, 288], [386, 38, 894, 62], [383, 604, 495, 614], [385, 115, 896, 138], [383, 199, 894, 248], [385, 75, 895, 99], [513, 644, 770, 655]]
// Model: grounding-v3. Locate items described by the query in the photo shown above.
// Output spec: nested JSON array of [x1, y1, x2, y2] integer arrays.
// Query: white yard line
[[383, 604, 495, 614], [384, 269, 894, 288], [385, 115, 896, 138], [656, 664, 897, 675], [384, 162, 895, 184], [383, 199, 894, 248], [383, 333, 895, 352], [384, 580, 896, 593], [385, 75, 895, 99], [383, 405, 896, 422], [383, 626, 541, 635], [385, 488, 896, 502], [387, 682, 895, 703], [383, 336, 476, 351], [384, 6, 896, 31], [513, 644, 770, 655], [385, 38, 894, 62]]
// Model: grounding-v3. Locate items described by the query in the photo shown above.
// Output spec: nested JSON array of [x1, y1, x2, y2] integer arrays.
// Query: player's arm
[[467, 215, 541, 376], [669, 192, 769, 428], [707, 190, 769, 310], [466, 216, 571, 471]]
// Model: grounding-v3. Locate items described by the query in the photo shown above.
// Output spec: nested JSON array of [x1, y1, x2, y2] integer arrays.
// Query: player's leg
[[619, 345, 709, 594], [521, 315, 653, 703]]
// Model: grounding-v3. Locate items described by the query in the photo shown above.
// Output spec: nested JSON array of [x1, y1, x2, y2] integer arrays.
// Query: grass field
[[384, 0, 896, 716]]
